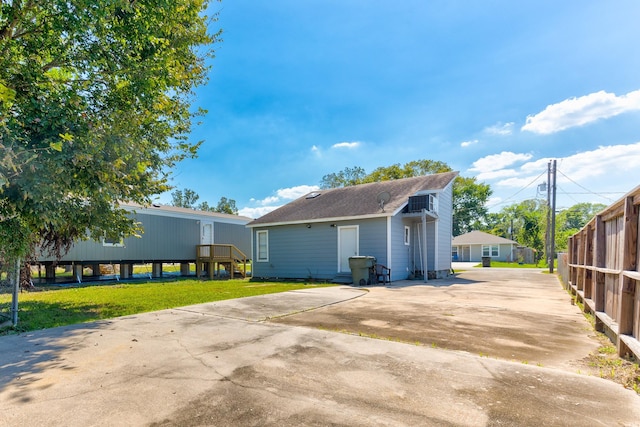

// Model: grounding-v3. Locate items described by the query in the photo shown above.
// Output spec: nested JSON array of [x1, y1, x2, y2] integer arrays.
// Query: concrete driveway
[[1, 269, 639, 426]]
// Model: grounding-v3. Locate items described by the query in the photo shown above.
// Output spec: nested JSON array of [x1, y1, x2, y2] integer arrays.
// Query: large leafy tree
[[554, 202, 606, 252], [1, 1, 219, 324], [171, 188, 201, 209], [0, 0, 219, 265], [320, 160, 492, 235], [495, 200, 546, 263]]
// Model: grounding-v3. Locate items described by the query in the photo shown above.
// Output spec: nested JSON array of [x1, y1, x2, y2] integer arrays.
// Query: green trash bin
[[349, 256, 376, 286]]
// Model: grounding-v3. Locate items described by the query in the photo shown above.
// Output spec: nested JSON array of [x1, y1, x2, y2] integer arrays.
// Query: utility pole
[[546, 162, 551, 268], [549, 160, 557, 274]]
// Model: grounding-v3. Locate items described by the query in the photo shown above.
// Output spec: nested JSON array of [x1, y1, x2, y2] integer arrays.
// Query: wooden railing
[[566, 186, 640, 359], [196, 244, 249, 279]]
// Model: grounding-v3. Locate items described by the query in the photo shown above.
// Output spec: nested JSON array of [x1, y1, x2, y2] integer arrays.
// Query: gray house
[[247, 172, 458, 283], [36, 203, 252, 281], [452, 230, 524, 263]]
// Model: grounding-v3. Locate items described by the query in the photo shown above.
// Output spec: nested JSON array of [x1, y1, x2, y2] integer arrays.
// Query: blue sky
[[160, 0, 640, 218]]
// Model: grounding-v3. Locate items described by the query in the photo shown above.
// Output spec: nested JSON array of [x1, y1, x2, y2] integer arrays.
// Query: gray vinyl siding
[[460, 243, 515, 262], [435, 185, 454, 271], [251, 218, 389, 280], [38, 213, 199, 263], [214, 222, 251, 258], [37, 211, 250, 264], [357, 218, 388, 265], [252, 223, 337, 280], [390, 215, 411, 281]]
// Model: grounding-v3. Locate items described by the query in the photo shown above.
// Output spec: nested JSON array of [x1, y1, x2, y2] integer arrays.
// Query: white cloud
[[238, 206, 278, 219], [332, 141, 361, 149], [475, 169, 519, 181], [469, 152, 533, 174], [522, 90, 640, 134], [554, 142, 640, 181], [478, 143, 640, 211], [241, 184, 321, 219], [484, 122, 514, 135], [259, 196, 279, 206], [460, 139, 478, 148], [276, 185, 320, 200]]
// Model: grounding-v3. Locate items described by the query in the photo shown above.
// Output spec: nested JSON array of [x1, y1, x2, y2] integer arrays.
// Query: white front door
[[338, 226, 358, 272], [201, 222, 214, 245]]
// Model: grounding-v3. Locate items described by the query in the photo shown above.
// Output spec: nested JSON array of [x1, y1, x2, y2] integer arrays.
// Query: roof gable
[[249, 171, 458, 226], [452, 230, 519, 245]]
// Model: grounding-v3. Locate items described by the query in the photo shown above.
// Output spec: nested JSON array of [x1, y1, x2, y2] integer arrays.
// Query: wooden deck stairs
[[196, 244, 249, 279]]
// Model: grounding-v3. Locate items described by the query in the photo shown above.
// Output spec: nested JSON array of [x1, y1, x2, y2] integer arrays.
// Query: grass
[[568, 290, 640, 394], [481, 261, 547, 268], [0, 278, 333, 335], [585, 338, 640, 393]]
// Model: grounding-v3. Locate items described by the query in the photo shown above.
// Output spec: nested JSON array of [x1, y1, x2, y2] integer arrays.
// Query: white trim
[[337, 225, 359, 273], [249, 213, 392, 228], [482, 244, 499, 257], [256, 230, 269, 262], [122, 204, 251, 226], [434, 220, 439, 270], [404, 225, 410, 246], [200, 221, 214, 245], [386, 217, 392, 273], [102, 236, 124, 247]]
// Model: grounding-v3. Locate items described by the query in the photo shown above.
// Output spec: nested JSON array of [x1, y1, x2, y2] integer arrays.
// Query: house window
[[482, 245, 499, 257], [452, 246, 458, 261], [102, 233, 124, 247], [404, 226, 410, 245], [257, 230, 269, 262]]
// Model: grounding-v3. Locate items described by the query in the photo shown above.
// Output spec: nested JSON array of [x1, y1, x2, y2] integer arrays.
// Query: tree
[[320, 160, 492, 235], [452, 176, 492, 236], [320, 166, 366, 189], [169, 188, 238, 215], [498, 200, 546, 263], [171, 188, 200, 209], [554, 202, 606, 252], [215, 196, 238, 215], [0, 1, 219, 323]]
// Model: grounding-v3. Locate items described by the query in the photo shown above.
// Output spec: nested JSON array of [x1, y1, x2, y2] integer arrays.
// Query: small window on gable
[[404, 226, 410, 246], [103, 233, 124, 247]]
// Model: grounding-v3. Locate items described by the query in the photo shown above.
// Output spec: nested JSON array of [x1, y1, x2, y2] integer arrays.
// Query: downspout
[[434, 219, 439, 276], [386, 216, 392, 278], [422, 209, 428, 282]]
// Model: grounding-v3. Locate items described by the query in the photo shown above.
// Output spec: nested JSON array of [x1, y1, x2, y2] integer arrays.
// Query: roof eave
[[247, 212, 393, 228]]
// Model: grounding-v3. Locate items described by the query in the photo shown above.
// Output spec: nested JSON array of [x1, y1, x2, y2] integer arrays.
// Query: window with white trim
[[482, 245, 499, 257], [256, 230, 269, 262], [102, 233, 124, 247], [452, 246, 458, 260], [404, 226, 410, 245]]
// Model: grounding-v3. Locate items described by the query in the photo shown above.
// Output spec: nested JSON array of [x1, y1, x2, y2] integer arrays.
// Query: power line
[[485, 170, 546, 210], [556, 168, 618, 203]]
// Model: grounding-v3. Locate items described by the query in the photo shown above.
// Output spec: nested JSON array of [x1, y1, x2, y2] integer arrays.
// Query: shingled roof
[[248, 171, 458, 226]]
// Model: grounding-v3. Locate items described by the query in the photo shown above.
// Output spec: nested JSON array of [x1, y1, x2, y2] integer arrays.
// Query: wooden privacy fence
[[567, 186, 640, 359]]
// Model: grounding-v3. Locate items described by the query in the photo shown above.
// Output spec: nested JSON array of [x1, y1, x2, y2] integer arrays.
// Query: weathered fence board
[[564, 185, 640, 359]]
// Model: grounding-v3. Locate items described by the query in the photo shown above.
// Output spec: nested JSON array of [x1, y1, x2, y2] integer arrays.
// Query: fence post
[[618, 197, 638, 355]]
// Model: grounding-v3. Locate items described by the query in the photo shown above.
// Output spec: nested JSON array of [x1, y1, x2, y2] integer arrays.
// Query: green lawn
[[482, 261, 544, 268], [484, 260, 557, 269], [0, 279, 333, 335]]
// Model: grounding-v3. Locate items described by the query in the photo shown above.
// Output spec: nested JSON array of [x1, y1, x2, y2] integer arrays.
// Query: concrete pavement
[[1, 270, 639, 426]]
